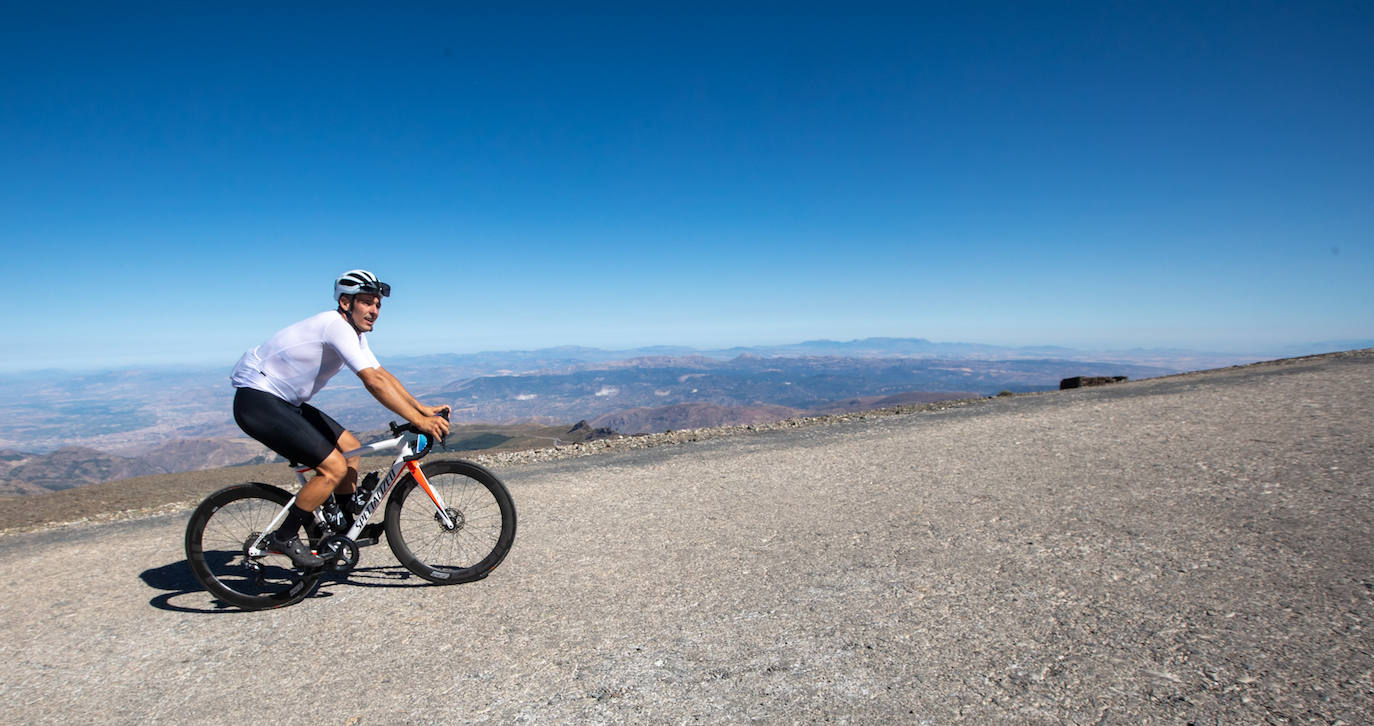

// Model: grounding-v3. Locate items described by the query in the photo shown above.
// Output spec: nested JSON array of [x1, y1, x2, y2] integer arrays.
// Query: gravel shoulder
[[1, 349, 1370, 724]]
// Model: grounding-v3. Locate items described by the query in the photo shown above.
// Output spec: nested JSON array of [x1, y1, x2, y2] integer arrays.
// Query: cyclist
[[229, 269, 451, 567]]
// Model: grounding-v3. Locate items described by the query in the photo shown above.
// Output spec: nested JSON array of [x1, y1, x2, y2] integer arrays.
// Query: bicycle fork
[[406, 460, 457, 530]]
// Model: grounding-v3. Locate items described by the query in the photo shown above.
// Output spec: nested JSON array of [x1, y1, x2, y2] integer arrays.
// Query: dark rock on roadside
[[1060, 375, 1129, 389]]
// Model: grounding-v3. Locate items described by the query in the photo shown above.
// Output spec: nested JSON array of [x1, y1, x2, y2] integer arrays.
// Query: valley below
[[0, 338, 1258, 495]]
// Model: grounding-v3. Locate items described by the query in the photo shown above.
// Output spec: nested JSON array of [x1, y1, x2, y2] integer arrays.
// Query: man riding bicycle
[[230, 269, 451, 568]]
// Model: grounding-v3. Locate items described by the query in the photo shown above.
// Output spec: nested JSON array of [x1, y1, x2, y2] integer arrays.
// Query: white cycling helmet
[[333, 269, 391, 302]]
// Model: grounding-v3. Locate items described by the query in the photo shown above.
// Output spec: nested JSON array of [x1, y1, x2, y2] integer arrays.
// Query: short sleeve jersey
[[230, 311, 382, 405]]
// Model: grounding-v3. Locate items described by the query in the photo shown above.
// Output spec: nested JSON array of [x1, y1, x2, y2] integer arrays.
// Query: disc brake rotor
[[435, 507, 465, 532]]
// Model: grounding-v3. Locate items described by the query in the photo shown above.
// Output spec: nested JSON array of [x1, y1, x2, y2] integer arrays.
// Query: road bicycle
[[184, 418, 517, 610]]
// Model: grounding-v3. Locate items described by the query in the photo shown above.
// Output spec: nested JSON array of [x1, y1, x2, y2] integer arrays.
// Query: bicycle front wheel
[[384, 460, 517, 584], [184, 483, 323, 610]]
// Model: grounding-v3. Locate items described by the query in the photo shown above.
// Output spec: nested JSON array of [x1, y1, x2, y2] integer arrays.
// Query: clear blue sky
[[4, 2, 1371, 371]]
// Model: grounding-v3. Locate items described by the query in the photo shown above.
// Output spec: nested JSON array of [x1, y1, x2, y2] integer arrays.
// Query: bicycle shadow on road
[[140, 559, 430, 614]]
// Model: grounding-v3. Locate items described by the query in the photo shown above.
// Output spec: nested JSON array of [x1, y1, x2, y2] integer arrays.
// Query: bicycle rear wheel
[[384, 460, 517, 584], [184, 483, 323, 610]]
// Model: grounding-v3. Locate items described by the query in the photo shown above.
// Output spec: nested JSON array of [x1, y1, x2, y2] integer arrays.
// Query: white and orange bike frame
[[244, 425, 453, 557]]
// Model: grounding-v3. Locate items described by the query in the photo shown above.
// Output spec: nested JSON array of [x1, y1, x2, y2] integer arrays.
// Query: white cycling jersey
[[230, 310, 382, 406]]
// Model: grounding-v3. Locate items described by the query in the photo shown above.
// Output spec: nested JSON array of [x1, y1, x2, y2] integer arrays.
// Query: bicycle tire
[[384, 460, 517, 584], [184, 483, 324, 610]]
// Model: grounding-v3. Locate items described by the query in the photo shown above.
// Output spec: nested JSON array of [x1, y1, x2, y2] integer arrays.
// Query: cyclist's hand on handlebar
[[414, 413, 450, 441], [419, 404, 451, 420]]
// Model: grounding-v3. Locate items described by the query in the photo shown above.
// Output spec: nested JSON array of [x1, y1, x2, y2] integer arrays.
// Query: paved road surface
[[2, 352, 1371, 724]]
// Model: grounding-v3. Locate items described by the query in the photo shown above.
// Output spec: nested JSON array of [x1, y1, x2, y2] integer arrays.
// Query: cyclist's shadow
[[140, 559, 428, 614]]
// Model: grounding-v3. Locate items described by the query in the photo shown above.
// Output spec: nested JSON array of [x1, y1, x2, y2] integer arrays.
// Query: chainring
[[319, 534, 361, 572]]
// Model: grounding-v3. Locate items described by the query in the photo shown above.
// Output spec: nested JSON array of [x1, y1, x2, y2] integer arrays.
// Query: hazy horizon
[[2, 334, 1370, 377]]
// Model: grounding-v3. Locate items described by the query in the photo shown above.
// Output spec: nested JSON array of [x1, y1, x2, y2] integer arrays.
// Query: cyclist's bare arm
[[357, 367, 450, 439], [377, 367, 450, 418]]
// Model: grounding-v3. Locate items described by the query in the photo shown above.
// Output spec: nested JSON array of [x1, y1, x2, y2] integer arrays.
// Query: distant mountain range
[[1, 336, 1366, 495], [419, 354, 1166, 426]]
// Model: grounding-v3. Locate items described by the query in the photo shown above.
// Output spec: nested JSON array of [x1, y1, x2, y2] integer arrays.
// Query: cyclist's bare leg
[[294, 427, 362, 508], [296, 449, 349, 512], [333, 430, 362, 495], [265, 449, 347, 568]]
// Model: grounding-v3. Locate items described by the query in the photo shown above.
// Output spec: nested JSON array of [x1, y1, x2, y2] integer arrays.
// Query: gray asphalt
[[2, 351, 1371, 724]]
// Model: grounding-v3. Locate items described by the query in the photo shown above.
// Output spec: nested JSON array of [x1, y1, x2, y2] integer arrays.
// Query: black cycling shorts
[[233, 387, 347, 468]]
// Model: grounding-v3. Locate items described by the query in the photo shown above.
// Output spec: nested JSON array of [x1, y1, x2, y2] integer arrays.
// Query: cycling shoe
[[267, 532, 326, 569]]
